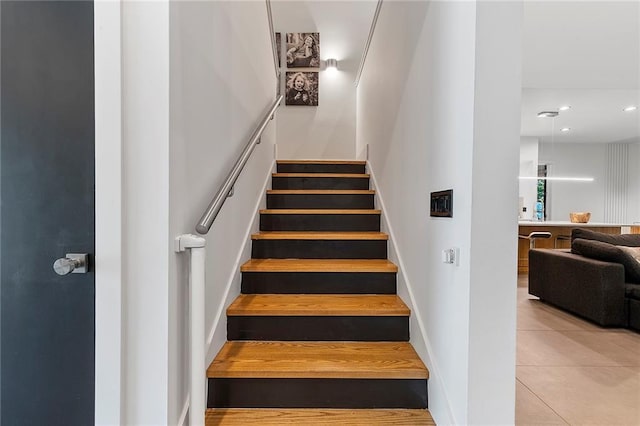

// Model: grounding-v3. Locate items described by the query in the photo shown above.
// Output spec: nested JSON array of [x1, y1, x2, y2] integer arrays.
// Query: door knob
[[53, 253, 89, 275]]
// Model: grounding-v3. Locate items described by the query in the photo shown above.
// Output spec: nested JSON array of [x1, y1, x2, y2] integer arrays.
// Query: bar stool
[[554, 234, 571, 249], [519, 231, 552, 249]]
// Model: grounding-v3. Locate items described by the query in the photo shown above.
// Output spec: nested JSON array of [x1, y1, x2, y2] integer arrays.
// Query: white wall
[[539, 142, 607, 222], [519, 137, 539, 219], [169, 1, 277, 424], [271, 0, 376, 159], [96, 2, 277, 425], [121, 3, 171, 425], [95, 2, 123, 424], [467, 3, 521, 422], [525, 141, 640, 224], [356, 1, 521, 424]]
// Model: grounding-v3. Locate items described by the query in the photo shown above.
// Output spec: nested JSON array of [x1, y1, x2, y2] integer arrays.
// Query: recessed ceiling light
[[560, 127, 571, 132], [623, 105, 637, 112], [559, 105, 571, 111], [537, 111, 559, 118]]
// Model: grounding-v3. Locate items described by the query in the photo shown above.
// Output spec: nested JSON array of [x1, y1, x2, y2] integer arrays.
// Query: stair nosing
[[272, 173, 369, 178], [251, 231, 388, 240], [226, 294, 410, 317], [276, 160, 366, 165], [208, 341, 429, 379], [205, 408, 435, 425], [240, 259, 398, 273], [267, 189, 375, 194], [260, 209, 380, 215]]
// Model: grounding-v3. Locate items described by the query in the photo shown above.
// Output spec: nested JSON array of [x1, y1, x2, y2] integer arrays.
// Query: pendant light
[[518, 109, 594, 182]]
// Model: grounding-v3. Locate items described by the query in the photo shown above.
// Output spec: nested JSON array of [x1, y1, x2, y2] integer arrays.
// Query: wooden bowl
[[570, 212, 591, 223]]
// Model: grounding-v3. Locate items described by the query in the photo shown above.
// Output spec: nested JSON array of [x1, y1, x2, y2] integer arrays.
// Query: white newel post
[[175, 234, 207, 426]]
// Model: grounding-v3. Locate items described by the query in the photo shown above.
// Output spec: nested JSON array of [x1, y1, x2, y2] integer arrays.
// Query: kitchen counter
[[517, 222, 632, 273], [518, 220, 633, 227]]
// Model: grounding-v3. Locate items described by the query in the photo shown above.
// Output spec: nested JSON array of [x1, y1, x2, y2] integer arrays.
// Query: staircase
[[206, 160, 433, 425]]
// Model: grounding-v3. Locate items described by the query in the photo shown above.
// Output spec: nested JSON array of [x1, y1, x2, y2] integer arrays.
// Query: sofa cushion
[[572, 238, 640, 283], [571, 228, 640, 247], [626, 283, 640, 300], [617, 246, 640, 283], [571, 238, 620, 260]]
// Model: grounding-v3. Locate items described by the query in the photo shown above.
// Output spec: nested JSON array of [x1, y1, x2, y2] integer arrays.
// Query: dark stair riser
[[267, 193, 374, 209], [241, 271, 397, 294], [272, 177, 370, 190], [214, 162, 429, 412], [261, 214, 380, 231], [277, 163, 366, 174], [228, 316, 409, 341], [252, 239, 387, 259], [208, 378, 427, 409]]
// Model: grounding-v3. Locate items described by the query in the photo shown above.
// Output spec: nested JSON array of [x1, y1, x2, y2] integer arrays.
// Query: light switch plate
[[442, 247, 460, 266]]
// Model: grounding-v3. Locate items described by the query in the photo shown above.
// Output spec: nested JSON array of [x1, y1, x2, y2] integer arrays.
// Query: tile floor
[[516, 274, 640, 425]]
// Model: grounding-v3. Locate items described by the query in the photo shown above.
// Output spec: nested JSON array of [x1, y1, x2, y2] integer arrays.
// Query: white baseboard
[[367, 161, 456, 426], [205, 160, 275, 359]]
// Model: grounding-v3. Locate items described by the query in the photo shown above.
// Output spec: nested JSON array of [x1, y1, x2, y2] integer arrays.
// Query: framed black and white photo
[[275, 32, 281, 68], [286, 33, 320, 68], [285, 72, 318, 106]]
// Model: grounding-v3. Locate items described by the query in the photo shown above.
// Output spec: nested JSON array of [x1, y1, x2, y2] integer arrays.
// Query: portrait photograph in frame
[[285, 32, 320, 68], [285, 71, 318, 106]]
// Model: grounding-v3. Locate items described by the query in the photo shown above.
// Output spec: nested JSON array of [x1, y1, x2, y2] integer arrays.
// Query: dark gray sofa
[[528, 229, 640, 331]]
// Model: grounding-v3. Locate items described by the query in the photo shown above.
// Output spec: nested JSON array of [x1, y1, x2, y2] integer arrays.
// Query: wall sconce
[[325, 58, 338, 70]]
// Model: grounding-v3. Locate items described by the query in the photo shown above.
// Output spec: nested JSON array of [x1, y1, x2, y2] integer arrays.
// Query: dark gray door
[[1, 1, 95, 425]]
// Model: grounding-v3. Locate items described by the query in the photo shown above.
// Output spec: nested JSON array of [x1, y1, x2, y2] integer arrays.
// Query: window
[[537, 164, 548, 220]]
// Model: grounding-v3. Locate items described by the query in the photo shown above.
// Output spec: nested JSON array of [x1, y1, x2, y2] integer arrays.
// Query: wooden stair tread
[[205, 408, 434, 425], [260, 209, 380, 214], [227, 294, 409, 316], [267, 189, 375, 194], [208, 341, 429, 379], [252, 231, 388, 240], [273, 173, 369, 178], [241, 258, 398, 272], [277, 160, 367, 165]]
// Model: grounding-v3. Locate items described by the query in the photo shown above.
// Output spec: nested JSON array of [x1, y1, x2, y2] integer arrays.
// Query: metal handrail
[[195, 95, 283, 235]]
